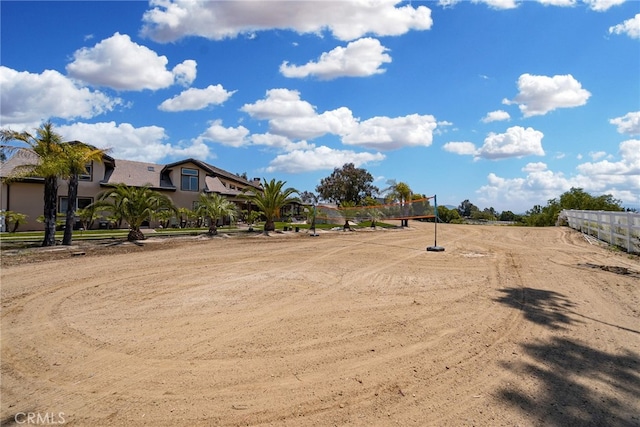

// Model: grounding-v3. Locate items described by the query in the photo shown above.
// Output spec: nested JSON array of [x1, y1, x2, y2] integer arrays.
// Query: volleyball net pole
[[426, 194, 445, 252]]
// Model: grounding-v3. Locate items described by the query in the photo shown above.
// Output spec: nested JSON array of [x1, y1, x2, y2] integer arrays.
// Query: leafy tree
[[499, 210, 519, 222], [76, 205, 100, 230], [299, 191, 318, 205], [177, 207, 196, 228], [93, 184, 176, 241], [437, 205, 461, 223], [59, 142, 106, 245], [457, 199, 479, 218], [196, 192, 237, 235], [524, 188, 624, 227], [316, 163, 378, 205], [4, 211, 27, 233], [471, 207, 498, 221], [242, 178, 298, 234], [1, 121, 65, 246]]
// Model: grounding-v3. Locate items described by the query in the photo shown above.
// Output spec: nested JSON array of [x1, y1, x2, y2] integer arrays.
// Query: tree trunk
[[264, 219, 275, 234], [62, 174, 78, 245], [42, 176, 58, 247], [127, 228, 145, 242], [208, 217, 218, 235]]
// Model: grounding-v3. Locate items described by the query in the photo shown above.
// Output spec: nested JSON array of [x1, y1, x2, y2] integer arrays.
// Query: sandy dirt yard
[[1, 222, 639, 426]]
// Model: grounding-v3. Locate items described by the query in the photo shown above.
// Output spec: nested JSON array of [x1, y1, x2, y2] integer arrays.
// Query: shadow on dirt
[[495, 287, 640, 426], [495, 287, 578, 330]]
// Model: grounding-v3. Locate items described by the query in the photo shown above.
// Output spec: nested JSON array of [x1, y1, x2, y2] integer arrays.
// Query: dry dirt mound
[[1, 223, 639, 426]]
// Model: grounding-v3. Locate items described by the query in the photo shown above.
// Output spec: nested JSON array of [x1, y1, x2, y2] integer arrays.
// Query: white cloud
[[241, 88, 317, 120], [610, 111, 640, 135], [609, 13, 640, 39], [342, 114, 438, 150], [577, 139, 640, 178], [443, 141, 477, 155], [475, 0, 519, 9], [476, 140, 640, 211], [538, 0, 577, 6], [271, 108, 358, 140], [158, 85, 236, 112], [194, 120, 250, 148], [250, 133, 315, 152], [280, 38, 392, 80], [584, 0, 626, 12], [264, 146, 385, 173], [172, 60, 198, 87], [242, 89, 435, 150], [481, 110, 510, 123], [589, 151, 608, 160], [141, 0, 433, 43], [66, 32, 197, 91], [476, 126, 545, 159], [504, 73, 591, 117], [0, 66, 120, 129], [58, 121, 211, 162]]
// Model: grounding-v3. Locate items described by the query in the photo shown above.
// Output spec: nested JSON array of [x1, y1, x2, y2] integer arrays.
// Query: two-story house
[[0, 146, 263, 231]]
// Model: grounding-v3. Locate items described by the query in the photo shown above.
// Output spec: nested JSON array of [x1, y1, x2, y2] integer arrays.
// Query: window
[[181, 168, 199, 191], [59, 197, 93, 213], [79, 162, 93, 181]]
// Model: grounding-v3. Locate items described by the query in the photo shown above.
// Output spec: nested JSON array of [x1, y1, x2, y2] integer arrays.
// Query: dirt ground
[[1, 222, 639, 426]]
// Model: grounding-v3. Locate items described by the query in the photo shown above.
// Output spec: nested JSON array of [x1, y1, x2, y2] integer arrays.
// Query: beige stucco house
[[0, 148, 264, 231]]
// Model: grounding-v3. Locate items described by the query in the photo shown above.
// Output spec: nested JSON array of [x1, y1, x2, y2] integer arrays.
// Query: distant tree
[[383, 180, 412, 226], [523, 188, 624, 227], [437, 206, 461, 223], [299, 191, 318, 205], [316, 163, 378, 205], [499, 210, 520, 222], [457, 199, 479, 218], [472, 207, 498, 221]]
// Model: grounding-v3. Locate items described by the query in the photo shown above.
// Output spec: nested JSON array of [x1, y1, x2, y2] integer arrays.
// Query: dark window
[[59, 197, 93, 213], [79, 162, 93, 181], [181, 168, 199, 191]]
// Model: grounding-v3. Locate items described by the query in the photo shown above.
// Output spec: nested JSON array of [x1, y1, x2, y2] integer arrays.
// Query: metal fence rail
[[560, 210, 640, 254]]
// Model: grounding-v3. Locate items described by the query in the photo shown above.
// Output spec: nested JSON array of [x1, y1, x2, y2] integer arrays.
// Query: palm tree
[[242, 178, 298, 234], [3, 211, 28, 233], [195, 192, 237, 235], [93, 184, 176, 241], [384, 180, 412, 227], [0, 122, 64, 246], [59, 142, 106, 245]]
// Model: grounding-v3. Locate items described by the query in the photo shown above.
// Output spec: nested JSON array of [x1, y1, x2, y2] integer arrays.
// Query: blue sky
[[1, 0, 638, 212]]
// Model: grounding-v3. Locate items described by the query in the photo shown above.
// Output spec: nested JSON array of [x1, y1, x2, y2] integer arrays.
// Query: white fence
[[560, 210, 640, 254]]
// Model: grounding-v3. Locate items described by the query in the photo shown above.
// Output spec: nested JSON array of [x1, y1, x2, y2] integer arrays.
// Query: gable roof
[[0, 148, 41, 180], [103, 159, 170, 189], [163, 158, 262, 191]]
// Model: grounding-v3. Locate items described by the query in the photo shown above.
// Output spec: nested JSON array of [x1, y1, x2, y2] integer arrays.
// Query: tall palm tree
[[93, 184, 176, 241], [59, 142, 106, 245], [195, 192, 237, 235], [242, 178, 298, 234], [0, 122, 64, 246]]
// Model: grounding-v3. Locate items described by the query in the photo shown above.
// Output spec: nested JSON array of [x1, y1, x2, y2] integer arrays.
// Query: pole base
[[427, 245, 445, 252]]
